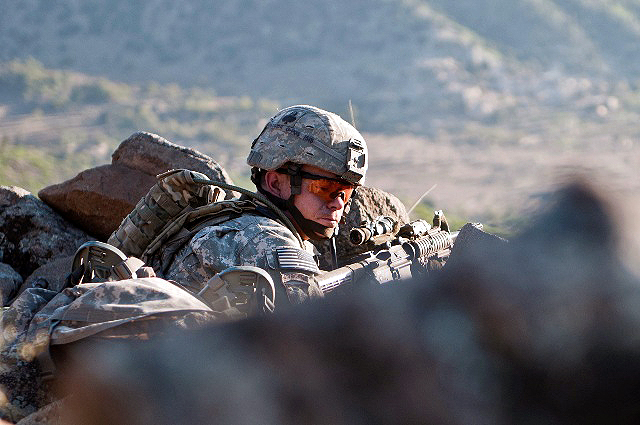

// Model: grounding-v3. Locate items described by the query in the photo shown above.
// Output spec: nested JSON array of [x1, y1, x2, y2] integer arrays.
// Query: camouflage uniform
[[156, 104, 368, 317], [1, 278, 215, 359], [105, 166, 324, 319], [0, 277, 216, 422], [164, 210, 323, 310]]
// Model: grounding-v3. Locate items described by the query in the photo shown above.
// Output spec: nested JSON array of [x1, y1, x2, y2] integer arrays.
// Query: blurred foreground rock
[[13, 401, 64, 425], [438, 181, 640, 424], [58, 180, 640, 424], [38, 132, 235, 241], [312, 185, 410, 269], [0, 186, 90, 285]]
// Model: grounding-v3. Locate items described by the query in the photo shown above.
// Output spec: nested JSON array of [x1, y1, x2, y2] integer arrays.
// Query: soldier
[[162, 104, 368, 316], [0, 105, 367, 421]]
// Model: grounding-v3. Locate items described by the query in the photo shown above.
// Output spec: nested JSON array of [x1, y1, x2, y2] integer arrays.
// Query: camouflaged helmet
[[247, 105, 368, 185]]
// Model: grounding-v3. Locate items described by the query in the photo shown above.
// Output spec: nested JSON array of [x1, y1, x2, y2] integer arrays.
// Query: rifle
[[317, 211, 475, 294]]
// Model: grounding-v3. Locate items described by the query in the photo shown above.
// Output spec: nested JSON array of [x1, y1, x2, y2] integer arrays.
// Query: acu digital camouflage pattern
[[108, 169, 222, 258], [109, 165, 324, 321], [247, 105, 368, 184], [1, 278, 214, 358], [0, 278, 218, 422], [0, 207, 325, 421], [164, 212, 324, 313]]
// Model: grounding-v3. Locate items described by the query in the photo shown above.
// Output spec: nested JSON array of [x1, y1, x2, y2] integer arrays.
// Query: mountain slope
[[2, 0, 640, 226], [4, 0, 640, 132]]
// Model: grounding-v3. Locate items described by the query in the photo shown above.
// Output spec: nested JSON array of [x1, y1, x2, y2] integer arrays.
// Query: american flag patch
[[274, 247, 319, 274]]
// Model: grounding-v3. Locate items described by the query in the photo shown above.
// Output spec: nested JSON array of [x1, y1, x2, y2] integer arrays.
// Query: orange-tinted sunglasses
[[300, 171, 355, 203]]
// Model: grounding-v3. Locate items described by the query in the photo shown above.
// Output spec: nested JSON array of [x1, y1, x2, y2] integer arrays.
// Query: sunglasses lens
[[308, 179, 354, 203]]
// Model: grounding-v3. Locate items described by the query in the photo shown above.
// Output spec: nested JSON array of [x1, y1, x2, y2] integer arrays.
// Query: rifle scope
[[350, 216, 396, 245]]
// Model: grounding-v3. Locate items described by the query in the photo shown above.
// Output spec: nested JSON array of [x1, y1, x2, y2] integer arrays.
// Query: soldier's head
[[248, 105, 368, 240]]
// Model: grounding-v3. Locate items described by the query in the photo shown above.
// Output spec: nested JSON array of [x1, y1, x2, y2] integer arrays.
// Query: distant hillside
[[2, 0, 640, 232], [428, 0, 640, 76], [0, 59, 278, 192], [4, 0, 640, 133]]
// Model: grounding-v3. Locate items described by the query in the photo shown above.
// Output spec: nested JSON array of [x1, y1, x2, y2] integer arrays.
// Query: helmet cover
[[247, 105, 367, 184]]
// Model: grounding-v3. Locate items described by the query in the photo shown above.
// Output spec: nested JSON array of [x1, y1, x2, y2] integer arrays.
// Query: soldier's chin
[[307, 225, 335, 240]]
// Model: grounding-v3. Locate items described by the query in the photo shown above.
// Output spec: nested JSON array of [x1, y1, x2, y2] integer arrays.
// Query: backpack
[[107, 169, 271, 277], [108, 169, 219, 258]]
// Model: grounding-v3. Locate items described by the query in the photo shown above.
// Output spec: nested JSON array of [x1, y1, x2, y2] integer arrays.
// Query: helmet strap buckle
[[284, 163, 303, 195]]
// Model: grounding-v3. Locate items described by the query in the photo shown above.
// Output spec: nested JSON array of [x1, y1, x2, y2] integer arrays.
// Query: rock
[[444, 222, 507, 272], [312, 185, 410, 269], [436, 180, 640, 424], [38, 132, 237, 241], [38, 165, 156, 241], [60, 293, 454, 425], [17, 256, 74, 299], [0, 263, 22, 306], [111, 131, 236, 198], [0, 353, 53, 424], [14, 400, 65, 425], [0, 186, 91, 280]]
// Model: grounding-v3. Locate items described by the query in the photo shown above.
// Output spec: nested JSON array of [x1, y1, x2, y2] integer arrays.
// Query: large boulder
[[312, 185, 410, 269], [39, 132, 236, 241], [111, 132, 235, 186], [433, 180, 640, 424], [38, 165, 155, 241], [0, 186, 91, 281]]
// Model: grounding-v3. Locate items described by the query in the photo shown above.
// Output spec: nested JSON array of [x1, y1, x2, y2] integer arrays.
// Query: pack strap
[[191, 177, 305, 248], [142, 199, 262, 260]]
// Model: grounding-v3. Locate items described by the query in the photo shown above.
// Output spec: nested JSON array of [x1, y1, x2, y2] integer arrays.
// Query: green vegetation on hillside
[[0, 59, 278, 193], [1, 57, 638, 237]]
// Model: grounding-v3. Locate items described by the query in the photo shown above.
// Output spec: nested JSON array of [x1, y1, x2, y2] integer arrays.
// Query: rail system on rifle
[[317, 211, 479, 294]]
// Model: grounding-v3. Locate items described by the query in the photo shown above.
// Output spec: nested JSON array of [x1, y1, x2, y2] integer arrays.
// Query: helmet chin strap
[[256, 184, 335, 240], [285, 196, 335, 240], [282, 163, 336, 240], [256, 164, 341, 240]]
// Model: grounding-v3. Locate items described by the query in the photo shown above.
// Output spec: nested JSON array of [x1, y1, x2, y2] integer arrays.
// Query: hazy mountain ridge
[[5, 0, 640, 132], [2, 0, 640, 229], [0, 59, 278, 192]]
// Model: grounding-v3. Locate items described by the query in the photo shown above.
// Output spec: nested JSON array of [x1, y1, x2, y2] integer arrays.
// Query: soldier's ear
[[263, 170, 289, 198]]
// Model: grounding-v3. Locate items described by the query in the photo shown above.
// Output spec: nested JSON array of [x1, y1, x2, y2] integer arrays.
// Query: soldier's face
[[291, 165, 351, 229]]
